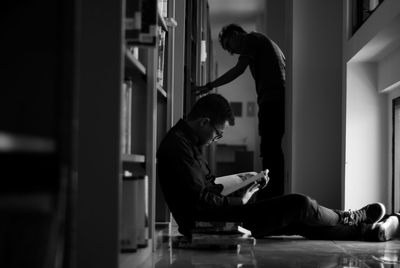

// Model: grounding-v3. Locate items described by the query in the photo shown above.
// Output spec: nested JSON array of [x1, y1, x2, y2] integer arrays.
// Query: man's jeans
[[196, 193, 363, 240]]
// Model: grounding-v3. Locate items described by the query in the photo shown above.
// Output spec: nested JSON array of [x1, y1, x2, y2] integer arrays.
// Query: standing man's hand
[[193, 83, 212, 96]]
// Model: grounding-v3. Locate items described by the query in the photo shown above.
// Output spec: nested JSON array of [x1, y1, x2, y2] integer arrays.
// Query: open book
[[214, 169, 269, 196]]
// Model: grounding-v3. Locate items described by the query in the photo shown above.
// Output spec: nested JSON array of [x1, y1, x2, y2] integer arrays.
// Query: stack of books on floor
[[172, 221, 256, 249]]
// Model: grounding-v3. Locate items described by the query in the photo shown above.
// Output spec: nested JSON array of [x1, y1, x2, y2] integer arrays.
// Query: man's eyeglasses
[[210, 122, 223, 142]]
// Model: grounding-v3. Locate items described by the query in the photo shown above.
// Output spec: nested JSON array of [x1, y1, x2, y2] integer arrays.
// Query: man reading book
[[157, 93, 399, 242]]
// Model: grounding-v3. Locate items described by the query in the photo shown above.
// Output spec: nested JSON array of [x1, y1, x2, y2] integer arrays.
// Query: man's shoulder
[[248, 31, 272, 44], [248, 31, 267, 39], [158, 128, 193, 157]]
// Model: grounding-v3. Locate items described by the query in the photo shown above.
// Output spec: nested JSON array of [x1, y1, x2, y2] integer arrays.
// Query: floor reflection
[[150, 236, 400, 268]]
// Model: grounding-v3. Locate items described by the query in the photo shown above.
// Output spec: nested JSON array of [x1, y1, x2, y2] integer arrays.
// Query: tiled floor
[[137, 236, 400, 268]]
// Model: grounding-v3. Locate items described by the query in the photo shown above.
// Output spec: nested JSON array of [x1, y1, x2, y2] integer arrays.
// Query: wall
[[210, 20, 260, 169], [290, 0, 343, 208], [342, 0, 400, 210], [378, 48, 400, 92], [387, 84, 400, 212], [345, 63, 388, 209], [381, 48, 400, 212], [214, 42, 258, 155]]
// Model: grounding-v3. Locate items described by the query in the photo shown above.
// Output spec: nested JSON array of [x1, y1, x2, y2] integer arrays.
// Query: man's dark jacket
[[156, 119, 242, 235]]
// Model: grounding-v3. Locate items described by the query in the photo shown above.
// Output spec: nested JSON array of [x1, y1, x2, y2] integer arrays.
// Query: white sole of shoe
[[378, 215, 400, 241]]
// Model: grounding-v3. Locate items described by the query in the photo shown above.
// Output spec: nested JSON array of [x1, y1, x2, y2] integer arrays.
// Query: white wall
[[290, 0, 343, 208], [343, 0, 400, 210], [378, 48, 400, 92], [345, 63, 388, 209], [387, 85, 400, 212]]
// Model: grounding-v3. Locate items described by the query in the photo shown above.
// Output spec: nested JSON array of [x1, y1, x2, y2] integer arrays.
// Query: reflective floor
[[135, 236, 400, 268]]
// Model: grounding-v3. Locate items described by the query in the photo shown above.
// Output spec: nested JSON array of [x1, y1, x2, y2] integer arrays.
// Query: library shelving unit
[[184, 0, 216, 169], [77, 0, 177, 267], [76, 0, 212, 267], [1, 1, 75, 268], [2, 0, 213, 267]]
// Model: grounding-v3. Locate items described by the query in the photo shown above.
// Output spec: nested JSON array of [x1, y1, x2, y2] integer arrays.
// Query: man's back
[[157, 120, 200, 234], [241, 32, 286, 103]]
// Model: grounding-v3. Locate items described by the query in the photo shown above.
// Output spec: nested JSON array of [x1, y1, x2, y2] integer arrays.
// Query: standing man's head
[[218, 24, 247, 55], [187, 94, 235, 146]]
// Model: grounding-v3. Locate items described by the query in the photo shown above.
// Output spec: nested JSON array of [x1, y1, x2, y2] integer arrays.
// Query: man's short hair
[[188, 94, 235, 126], [218, 24, 247, 50]]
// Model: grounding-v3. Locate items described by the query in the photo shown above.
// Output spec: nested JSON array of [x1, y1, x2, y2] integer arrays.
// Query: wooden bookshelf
[[2, 0, 214, 267], [74, 0, 213, 266], [158, 11, 168, 32], [125, 49, 147, 76], [121, 153, 146, 163], [1, 0, 75, 267], [0, 132, 55, 153], [157, 84, 168, 98]]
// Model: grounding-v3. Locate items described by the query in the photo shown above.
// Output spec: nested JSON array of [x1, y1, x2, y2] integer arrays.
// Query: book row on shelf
[[157, 27, 166, 89], [125, 0, 169, 46], [157, 0, 169, 92], [121, 79, 132, 155], [125, 29, 167, 91], [121, 170, 149, 252], [158, 0, 168, 18]]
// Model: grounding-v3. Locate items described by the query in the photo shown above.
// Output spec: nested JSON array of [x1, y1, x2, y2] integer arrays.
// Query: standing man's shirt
[[239, 32, 286, 104], [156, 119, 242, 235]]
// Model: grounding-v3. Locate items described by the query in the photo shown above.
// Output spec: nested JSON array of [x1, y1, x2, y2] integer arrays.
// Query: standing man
[[195, 24, 286, 199]]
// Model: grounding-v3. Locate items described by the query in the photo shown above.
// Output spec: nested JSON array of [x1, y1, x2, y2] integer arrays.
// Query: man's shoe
[[339, 203, 385, 226], [375, 214, 400, 241]]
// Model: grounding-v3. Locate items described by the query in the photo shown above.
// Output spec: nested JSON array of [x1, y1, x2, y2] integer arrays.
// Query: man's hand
[[241, 182, 260, 204], [193, 84, 211, 96]]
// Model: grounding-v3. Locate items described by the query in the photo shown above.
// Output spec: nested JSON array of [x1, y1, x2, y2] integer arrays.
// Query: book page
[[214, 172, 255, 192], [215, 170, 268, 196]]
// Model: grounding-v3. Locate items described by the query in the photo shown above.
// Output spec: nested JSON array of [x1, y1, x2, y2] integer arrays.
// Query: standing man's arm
[[194, 56, 250, 95]]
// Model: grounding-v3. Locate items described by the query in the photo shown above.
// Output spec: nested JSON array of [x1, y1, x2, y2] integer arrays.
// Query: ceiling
[[208, 0, 265, 39]]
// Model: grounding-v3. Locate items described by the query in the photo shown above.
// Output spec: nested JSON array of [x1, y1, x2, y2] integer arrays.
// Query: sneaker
[[375, 214, 400, 241], [339, 203, 385, 226]]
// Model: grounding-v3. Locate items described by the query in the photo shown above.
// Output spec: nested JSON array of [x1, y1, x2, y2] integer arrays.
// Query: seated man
[[157, 93, 398, 241]]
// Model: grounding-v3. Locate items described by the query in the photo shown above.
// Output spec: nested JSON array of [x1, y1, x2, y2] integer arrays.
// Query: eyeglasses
[[210, 121, 223, 142]]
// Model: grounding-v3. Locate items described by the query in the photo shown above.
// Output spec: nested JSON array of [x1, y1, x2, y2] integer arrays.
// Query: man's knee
[[290, 194, 313, 211]]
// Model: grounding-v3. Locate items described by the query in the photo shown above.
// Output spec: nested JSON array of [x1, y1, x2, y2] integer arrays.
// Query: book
[[121, 80, 132, 155], [120, 174, 138, 252], [171, 234, 256, 249], [125, 0, 157, 46], [192, 221, 251, 235], [172, 221, 256, 250], [214, 169, 269, 196]]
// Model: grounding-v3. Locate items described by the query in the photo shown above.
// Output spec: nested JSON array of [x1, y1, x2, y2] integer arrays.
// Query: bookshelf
[[2, 0, 214, 267], [76, 0, 213, 267], [120, 0, 178, 261], [1, 0, 75, 267]]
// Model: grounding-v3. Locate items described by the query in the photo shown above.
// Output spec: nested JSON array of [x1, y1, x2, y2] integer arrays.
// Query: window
[[351, 0, 385, 34]]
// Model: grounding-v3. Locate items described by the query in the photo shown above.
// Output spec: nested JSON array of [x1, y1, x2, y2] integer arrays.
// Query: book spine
[[126, 80, 132, 154], [121, 82, 127, 155], [120, 176, 139, 252], [126, 0, 157, 46]]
